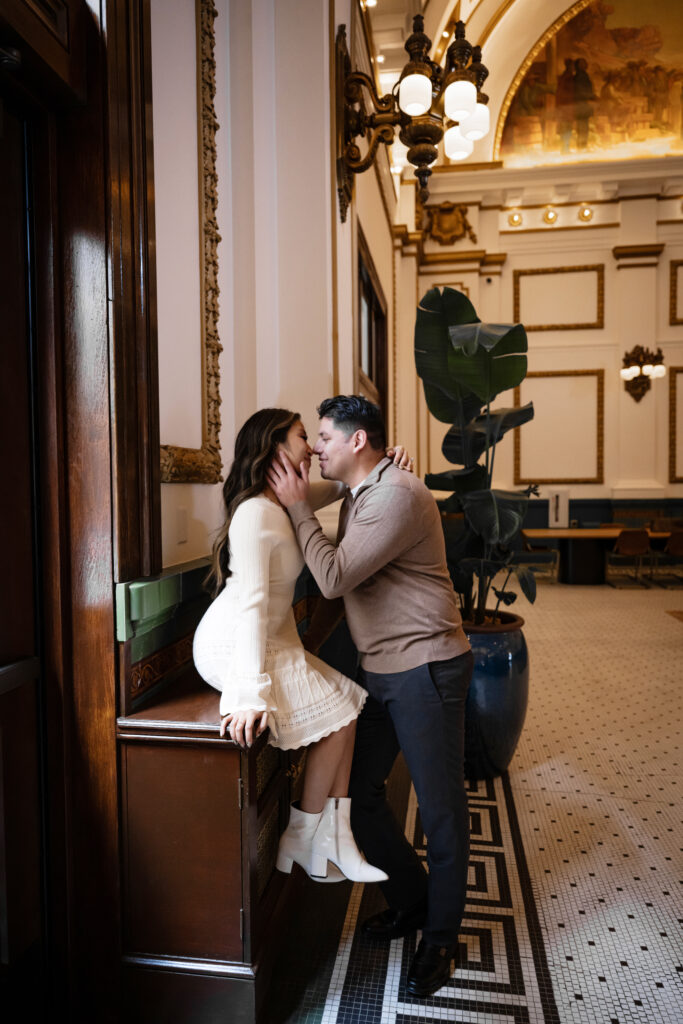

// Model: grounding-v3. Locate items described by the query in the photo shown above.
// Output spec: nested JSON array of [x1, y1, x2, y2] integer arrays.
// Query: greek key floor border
[[319, 774, 560, 1024]]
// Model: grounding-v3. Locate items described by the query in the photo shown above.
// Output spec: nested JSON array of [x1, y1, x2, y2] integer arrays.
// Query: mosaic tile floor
[[268, 585, 683, 1024]]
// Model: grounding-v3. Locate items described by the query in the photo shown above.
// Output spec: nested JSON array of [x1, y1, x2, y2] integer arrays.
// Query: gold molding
[[670, 260, 683, 325], [513, 370, 604, 485], [513, 265, 605, 331], [478, 0, 517, 48], [500, 222, 620, 235], [423, 202, 477, 246], [670, 367, 683, 483], [493, 0, 594, 161], [613, 244, 664, 260], [432, 160, 503, 174], [329, 0, 340, 393], [615, 263, 660, 271], [160, 0, 222, 484], [421, 249, 487, 266]]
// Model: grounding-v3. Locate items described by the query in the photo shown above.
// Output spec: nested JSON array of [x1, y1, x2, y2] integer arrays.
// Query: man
[[268, 395, 473, 999]]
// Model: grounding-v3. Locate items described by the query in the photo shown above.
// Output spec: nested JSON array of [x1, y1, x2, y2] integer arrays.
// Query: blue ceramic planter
[[464, 613, 529, 779]]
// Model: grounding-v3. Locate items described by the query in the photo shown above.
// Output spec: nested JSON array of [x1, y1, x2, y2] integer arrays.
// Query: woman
[[193, 408, 410, 885]]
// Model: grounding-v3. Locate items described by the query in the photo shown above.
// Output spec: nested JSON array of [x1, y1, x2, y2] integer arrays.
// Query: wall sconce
[[335, 15, 490, 221], [620, 345, 667, 401], [543, 206, 558, 225]]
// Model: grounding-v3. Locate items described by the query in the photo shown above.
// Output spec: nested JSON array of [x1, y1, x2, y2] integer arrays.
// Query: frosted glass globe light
[[444, 78, 476, 121], [651, 364, 667, 378], [460, 102, 490, 141], [399, 72, 432, 117], [619, 368, 630, 381], [444, 124, 473, 161], [642, 363, 654, 377]]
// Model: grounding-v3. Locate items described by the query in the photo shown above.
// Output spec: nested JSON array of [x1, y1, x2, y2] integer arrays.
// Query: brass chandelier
[[336, 14, 490, 221]]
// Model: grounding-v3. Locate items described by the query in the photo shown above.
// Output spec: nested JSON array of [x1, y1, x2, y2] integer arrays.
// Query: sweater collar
[[349, 456, 391, 500]]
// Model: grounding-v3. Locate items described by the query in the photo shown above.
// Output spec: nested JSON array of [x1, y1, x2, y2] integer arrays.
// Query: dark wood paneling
[[0, 0, 86, 102], [123, 967, 257, 1024], [56, 10, 119, 1017], [122, 743, 243, 960], [106, 0, 162, 581], [0, 679, 42, 966]]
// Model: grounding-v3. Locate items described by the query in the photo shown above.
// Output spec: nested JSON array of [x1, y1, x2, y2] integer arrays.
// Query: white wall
[[154, 0, 339, 568]]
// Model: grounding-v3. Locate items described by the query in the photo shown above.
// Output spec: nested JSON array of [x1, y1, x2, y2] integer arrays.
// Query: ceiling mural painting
[[499, 0, 683, 167]]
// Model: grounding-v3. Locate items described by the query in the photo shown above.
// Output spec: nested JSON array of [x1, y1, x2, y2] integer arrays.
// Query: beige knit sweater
[[288, 458, 470, 673]]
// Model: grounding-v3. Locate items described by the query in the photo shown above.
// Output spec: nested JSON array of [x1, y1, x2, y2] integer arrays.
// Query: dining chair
[[605, 529, 654, 588], [652, 530, 683, 588]]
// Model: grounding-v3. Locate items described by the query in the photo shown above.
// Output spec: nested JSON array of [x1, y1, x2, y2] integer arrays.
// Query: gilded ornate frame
[[513, 265, 605, 331], [513, 369, 605, 484], [159, 0, 222, 484], [670, 260, 683, 326], [670, 367, 683, 483]]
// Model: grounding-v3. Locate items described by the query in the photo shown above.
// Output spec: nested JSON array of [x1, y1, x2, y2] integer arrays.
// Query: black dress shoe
[[361, 900, 427, 940], [406, 938, 457, 998]]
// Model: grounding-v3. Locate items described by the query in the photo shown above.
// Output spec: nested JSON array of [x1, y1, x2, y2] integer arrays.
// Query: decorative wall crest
[[160, 0, 223, 484], [423, 201, 478, 246]]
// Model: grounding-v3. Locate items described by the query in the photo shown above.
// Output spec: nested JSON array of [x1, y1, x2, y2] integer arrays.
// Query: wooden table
[[524, 528, 670, 584]]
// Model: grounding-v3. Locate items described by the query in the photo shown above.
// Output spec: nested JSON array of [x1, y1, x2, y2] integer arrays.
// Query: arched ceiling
[[367, 0, 590, 162]]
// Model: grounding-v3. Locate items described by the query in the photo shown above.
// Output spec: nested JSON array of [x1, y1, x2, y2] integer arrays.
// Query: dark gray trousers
[[349, 650, 473, 945]]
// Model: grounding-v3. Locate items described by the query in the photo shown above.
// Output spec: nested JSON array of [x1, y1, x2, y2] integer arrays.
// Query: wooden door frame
[[2, 1, 162, 1018]]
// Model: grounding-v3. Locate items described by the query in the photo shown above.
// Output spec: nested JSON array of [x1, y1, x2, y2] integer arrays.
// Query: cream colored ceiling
[[367, 0, 589, 162]]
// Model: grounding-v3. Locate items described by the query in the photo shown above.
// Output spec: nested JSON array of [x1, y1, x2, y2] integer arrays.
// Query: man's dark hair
[[317, 394, 387, 451]]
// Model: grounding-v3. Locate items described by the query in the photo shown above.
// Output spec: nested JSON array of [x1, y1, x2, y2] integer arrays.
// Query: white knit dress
[[193, 487, 367, 750]]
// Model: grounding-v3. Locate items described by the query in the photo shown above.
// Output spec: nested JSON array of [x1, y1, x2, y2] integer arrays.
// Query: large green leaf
[[441, 423, 488, 467], [460, 489, 530, 545], [415, 287, 479, 392], [447, 323, 529, 404], [425, 465, 488, 494], [472, 402, 535, 446]]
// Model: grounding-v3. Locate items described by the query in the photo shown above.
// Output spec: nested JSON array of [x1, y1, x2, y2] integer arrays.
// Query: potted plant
[[414, 286, 537, 778]]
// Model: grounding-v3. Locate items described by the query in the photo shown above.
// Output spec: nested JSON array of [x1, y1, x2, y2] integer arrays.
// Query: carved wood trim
[[160, 0, 223, 484], [129, 632, 195, 702]]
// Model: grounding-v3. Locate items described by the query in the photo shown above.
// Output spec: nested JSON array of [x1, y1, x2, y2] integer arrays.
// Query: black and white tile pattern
[[271, 585, 683, 1023]]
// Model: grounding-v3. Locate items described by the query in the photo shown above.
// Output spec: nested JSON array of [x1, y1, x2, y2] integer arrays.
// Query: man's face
[[314, 417, 356, 482]]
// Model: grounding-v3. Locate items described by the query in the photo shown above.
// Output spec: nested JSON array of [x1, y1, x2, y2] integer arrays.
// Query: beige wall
[[410, 158, 683, 501]]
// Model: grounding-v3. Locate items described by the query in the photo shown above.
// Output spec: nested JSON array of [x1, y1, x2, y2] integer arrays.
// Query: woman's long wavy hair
[[206, 408, 300, 597]]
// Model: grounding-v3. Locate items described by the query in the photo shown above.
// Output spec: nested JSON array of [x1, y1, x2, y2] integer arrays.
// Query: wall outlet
[[177, 505, 188, 544]]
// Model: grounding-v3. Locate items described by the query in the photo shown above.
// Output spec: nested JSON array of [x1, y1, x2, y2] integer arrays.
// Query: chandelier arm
[[344, 124, 396, 173], [345, 71, 395, 115]]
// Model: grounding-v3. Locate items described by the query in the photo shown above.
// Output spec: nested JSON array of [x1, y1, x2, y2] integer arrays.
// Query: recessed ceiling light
[[508, 211, 523, 227], [578, 204, 593, 222], [376, 53, 385, 63], [543, 206, 558, 224]]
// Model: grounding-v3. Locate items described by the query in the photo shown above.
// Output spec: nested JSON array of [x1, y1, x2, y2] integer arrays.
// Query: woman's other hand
[[220, 709, 269, 748], [386, 445, 414, 473]]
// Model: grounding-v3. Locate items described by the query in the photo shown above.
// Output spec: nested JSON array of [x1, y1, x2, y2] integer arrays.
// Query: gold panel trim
[[513, 370, 604, 485], [615, 263, 659, 271], [670, 368, 683, 483], [329, 0, 340, 393], [513, 265, 604, 331], [670, 260, 683, 326], [160, 0, 222, 484], [493, 0, 594, 161]]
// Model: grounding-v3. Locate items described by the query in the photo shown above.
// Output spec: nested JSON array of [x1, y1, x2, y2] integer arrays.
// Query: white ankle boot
[[311, 797, 388, 883], [276, 803, 344, 883]]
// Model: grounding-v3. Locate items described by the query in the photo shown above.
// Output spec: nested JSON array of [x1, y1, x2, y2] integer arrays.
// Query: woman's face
[[278, 419, 313, 473]]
